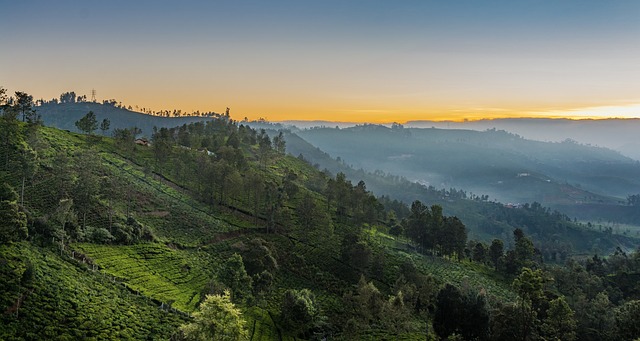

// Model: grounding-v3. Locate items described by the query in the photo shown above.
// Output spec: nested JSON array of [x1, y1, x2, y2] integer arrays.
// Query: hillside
[[37, 102, 216, 137], [295, 125, 640, 208], [2, 100, 640, 339], [282, 130, 640, 253], [1, 113, 519, 339]]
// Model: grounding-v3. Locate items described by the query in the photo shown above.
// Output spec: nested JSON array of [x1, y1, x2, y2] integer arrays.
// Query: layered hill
[[295, 125, 640, 209], [406, 118, 640, 161], [282, 130, 640, 252]]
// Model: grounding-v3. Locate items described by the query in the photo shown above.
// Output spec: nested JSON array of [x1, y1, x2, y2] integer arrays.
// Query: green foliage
[[99, 118, 110, 135], [509, 267, 545, 340], [489, 239, 504, 270], [406, 200, 467, 258], [75, 243, 213, 312], [541, 296, 577, 341], [112, 127, 136, 154], [3, 104, 639, 340], [217, 253, 252, 302], [615, 300, 640, 340], [0, 243, 184, 340], [85, 226, 114, 243], [513, 267, 544, 305], [280, 288, 323, 337], [75, 111, 98, 134], [241, 238, 278, 276], [180, 290, 249, 341], [14, 91, 37, 123], [0, 183, 28, 243], [433, 283, 489, 340]]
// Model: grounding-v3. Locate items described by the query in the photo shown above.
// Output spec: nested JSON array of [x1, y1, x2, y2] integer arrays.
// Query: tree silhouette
[[99, 118, 110, 135], [75, 111, 98, 134]]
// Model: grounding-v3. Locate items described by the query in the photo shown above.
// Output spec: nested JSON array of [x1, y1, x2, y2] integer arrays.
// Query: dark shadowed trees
[[75, 111, 98, 135], [99, 118, 110, 135], [489, 239, 504, 270], [280, 288, 323, 338], [433, 283, 489, 340]]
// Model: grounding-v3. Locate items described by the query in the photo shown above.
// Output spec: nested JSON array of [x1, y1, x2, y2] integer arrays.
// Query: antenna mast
[[91, 89, 97, 102]]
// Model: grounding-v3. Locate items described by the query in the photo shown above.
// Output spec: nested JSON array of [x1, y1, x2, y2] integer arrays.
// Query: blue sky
[[2, 0, 639, 121]]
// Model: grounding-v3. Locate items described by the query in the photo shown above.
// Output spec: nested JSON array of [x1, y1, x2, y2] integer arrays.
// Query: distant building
[[135, 138, 150, 146]]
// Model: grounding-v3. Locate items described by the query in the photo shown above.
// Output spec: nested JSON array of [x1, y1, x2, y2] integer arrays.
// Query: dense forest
[[2, 90, 640, 340]]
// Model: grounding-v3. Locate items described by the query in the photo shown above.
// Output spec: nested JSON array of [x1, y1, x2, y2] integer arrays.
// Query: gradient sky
[[2, 0, 639, 122]]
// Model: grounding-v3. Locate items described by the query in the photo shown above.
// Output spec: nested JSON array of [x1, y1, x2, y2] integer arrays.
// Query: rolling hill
[[36, 102, 216, 137], [295, 125, 640, 208]]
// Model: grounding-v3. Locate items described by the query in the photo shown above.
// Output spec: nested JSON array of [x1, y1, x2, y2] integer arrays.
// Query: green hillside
[[2, 99, 640, 340]]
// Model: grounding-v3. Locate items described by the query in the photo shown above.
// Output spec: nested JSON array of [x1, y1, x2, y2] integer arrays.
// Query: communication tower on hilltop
[[91, 89, 97, 102]]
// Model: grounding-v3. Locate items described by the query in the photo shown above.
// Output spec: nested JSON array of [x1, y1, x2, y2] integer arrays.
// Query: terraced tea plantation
[[73, 243, 216, 312], [0, 243, 185, 340]]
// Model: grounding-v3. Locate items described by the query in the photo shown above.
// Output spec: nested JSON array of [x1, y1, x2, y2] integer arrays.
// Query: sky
[[1, 0, 639, 122]]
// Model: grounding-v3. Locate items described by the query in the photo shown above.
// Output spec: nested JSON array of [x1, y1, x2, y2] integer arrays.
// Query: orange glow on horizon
[[120, 101, 640, 124]]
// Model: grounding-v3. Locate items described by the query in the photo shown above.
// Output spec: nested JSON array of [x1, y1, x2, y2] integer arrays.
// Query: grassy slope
[[0, 242, 185, 340], [2, 124, 521, 339]]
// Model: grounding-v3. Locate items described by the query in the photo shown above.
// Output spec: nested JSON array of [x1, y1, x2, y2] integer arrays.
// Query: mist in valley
[[287, 122, 640, 227]]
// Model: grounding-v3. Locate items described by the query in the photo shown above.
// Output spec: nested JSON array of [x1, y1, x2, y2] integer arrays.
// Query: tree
[[14, 91, 37, 123], [280, 288, 323, 338], [99, 118, 110, 135], [541, 296, 576, 341], [341, 232, 372, 278], [226, 132, 240, 149], [296, 193, 333, 242], [59, 91, 77, 104], [75, 111, 98, 134], [217, 253, 252, 302], [241, 238, 278, 276], [179, 290, 248, 341], [273, 131, 286, 154], [113, 128, 136, 154], [72, 151, 101, 229], [433, 283, 489, 340], [0, 100, 20, 171], [0, 183, 28, 243], [257, 130, 271, 168], [152, 126, 173, 163], [574, 292, 617, 341], [489, 239, 504, 270], [472, 242, 488, 263], [615, 299, 640, 340], [406, 200, 428, 251], [440, 216, 467, 259], [512, 267, 545, 340], [251, 270, 274, 304], [514, 228, 535, 269], [0, 87, 7, 108]]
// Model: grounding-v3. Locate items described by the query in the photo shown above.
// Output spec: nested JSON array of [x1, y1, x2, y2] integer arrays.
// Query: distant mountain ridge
[[282, 118, 640, 160]]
